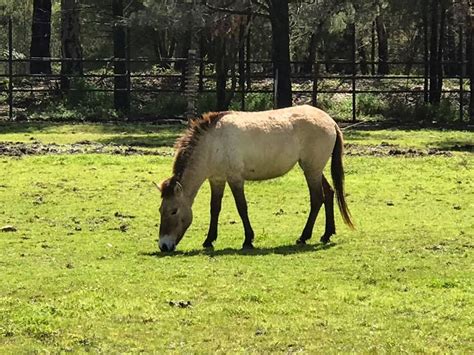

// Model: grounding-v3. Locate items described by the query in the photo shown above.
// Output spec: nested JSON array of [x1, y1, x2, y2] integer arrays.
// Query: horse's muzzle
[[158, 235, 176, 252], [159, 243, 175, 252]]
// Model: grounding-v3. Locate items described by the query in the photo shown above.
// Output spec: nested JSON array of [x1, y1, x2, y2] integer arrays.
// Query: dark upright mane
[[171, 111, 228, 182]]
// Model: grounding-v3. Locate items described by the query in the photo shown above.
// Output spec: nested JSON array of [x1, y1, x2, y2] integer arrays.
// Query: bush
[[197, 93, 217, 114], [386, 96, 459, 123], [240, 93, 273, 111], [28, 79, 119, 121], [357, 93, 388, 116], [135, 93, 187, 118], [317, 93, 353, 121]]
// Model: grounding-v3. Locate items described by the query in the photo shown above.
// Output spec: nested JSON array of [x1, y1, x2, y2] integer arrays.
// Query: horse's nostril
[[160, 244, 169, 252]]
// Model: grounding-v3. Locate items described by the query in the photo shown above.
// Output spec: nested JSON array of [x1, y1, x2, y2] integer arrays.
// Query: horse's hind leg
[[203, 179, 226, 248], [297, 169, 324, 245], [228, 179, 255, 249], [321, 174, 336, 244]]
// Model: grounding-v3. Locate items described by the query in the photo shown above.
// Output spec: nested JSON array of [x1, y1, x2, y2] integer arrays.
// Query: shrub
[[28, 79, 118, 121], [357, 93, 388, 116], [240, 93, 273, 111]]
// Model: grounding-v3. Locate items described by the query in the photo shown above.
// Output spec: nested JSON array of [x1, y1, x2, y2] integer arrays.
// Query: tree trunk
[[30, 0, 52, 74], [112, 0, 130, 113], [423, 0, 429, 102], [429, 0, 439, 104], [375, 14, 389, 75], [359, 41, 369, 75], [215, 36, 228, 111], [436, 5, 446, 105], [469, 8, 474, 123], [445, 6, 457, 76], [303, 34, 317, 73], [403, 30, 421, 75], [269, 0, 292, 108], [61, 0, 83, 91]]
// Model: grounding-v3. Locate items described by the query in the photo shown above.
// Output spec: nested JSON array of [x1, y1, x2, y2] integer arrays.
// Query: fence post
[[246, 27, 252, 91], [126, 26, 131, 113], [273, 67, 278, 109], [351, 23, 357, 122], [198, 58, 204, 92], [8, 17, 13, 121], [371, 21, 376, 76], [423, 2, 429, 103], [185, 49, 198, 123], [459, 27, 464, 122], [311, 59, 319, 107]]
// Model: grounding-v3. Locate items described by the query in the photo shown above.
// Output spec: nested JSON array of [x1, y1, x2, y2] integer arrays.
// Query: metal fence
[[1, 17, 471, 122]]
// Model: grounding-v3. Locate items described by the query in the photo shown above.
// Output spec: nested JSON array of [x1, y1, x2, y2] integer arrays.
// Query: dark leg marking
[[203, 180, 226, 248], [297, 172, 323, 245], [228, 180, 255, 249], [321, 174, 336, 244]]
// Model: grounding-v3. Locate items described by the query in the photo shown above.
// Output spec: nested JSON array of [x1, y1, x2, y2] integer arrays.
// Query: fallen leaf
[[168, 300, 192, 308]]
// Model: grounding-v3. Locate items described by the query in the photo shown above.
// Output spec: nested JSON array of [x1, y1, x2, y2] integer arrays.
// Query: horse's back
[[208, 105, 337, 180]]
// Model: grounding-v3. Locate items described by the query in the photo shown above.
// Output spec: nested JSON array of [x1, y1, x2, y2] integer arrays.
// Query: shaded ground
[[0, 140, 462, 157], [0, 141, 173, 157]]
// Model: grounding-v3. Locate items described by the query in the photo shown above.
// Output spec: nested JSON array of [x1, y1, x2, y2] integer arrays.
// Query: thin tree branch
[[251, 0, 270, 14], [205, 1, 269, 18]]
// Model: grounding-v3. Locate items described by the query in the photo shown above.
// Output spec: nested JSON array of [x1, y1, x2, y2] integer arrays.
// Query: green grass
[[0, 124, 473, 352], [1, 121, 472, 151], [0, 122, 182, 147]]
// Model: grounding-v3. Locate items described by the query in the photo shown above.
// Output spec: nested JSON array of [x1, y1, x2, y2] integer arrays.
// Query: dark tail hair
[[331, 126, 354, 229]]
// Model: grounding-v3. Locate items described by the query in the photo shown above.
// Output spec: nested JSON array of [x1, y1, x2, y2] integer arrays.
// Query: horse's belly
[[241, 145, 299, 181], [243, 163, 296, 180]]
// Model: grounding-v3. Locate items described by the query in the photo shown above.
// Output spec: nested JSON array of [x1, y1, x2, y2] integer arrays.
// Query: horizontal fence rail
[[1, 55, 471, 122]]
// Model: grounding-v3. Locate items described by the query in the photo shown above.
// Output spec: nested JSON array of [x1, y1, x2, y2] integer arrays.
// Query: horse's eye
[[171, 209, 178, 215]]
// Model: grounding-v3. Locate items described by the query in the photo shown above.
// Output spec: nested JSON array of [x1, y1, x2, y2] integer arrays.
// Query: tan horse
[[157, 105, 353, 252]]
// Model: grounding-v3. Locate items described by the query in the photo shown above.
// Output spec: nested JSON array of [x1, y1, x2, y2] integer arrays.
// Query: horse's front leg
[[228, 179, 254, 249], [203, 179, 226, 248], [321, 174, 336, 243]]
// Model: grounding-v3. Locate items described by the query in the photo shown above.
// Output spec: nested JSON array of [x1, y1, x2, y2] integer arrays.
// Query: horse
[[156, 105, 354, 252]]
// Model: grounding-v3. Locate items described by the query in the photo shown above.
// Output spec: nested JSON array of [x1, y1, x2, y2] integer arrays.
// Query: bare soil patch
[[0, 141, 457, 157], [0, 141, 172, 157], [345, 142, 455, 157]]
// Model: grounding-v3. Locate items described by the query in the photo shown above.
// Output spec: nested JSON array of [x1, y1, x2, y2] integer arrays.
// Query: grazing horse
[[156, 105, 354, 252]]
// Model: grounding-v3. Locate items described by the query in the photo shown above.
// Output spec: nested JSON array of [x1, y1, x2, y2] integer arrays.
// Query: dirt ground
[[0, 140, 460, 158]]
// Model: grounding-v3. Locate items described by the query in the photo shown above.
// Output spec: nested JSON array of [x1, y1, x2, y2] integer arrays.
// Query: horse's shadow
[[141, 242, 337, 258]]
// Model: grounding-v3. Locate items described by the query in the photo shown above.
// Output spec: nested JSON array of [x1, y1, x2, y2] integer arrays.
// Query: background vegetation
[[1, 0, 473, 122]]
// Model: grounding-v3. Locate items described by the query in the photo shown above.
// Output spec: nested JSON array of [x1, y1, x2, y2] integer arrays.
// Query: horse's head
[[156, 177, 193, 252]]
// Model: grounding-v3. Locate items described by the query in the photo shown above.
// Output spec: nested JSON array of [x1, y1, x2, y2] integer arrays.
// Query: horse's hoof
[[296, 238, 306, 245], [242, 243, 254, 250], [202, 241, 214, 249], [320, 235, 331, 244]]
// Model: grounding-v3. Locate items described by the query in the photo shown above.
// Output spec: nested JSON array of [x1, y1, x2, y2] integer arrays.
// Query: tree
[[268, 0, 292, 108], [205, 0, 292, 108], [30, 0, 52, 74], [375, 1, 389, 75], [61, 0, 83, 91], [112, 0, 130, 113], [429, 0, 447, 104], [466, 0, 474, 122]]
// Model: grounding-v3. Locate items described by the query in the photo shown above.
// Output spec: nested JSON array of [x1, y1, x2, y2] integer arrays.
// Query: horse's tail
[[331, 125, 355, 229]]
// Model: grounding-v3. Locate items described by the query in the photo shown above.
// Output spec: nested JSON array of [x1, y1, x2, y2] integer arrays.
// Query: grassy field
[[0, 123, 473, 352]]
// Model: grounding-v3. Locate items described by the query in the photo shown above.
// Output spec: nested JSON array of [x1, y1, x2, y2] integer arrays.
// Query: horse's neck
[[180, 142, 209, 203]]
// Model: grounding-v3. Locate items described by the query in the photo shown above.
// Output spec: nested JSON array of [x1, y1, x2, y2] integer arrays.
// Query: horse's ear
[[153, 181, 162, 192], [174, 181, 183, 196]]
